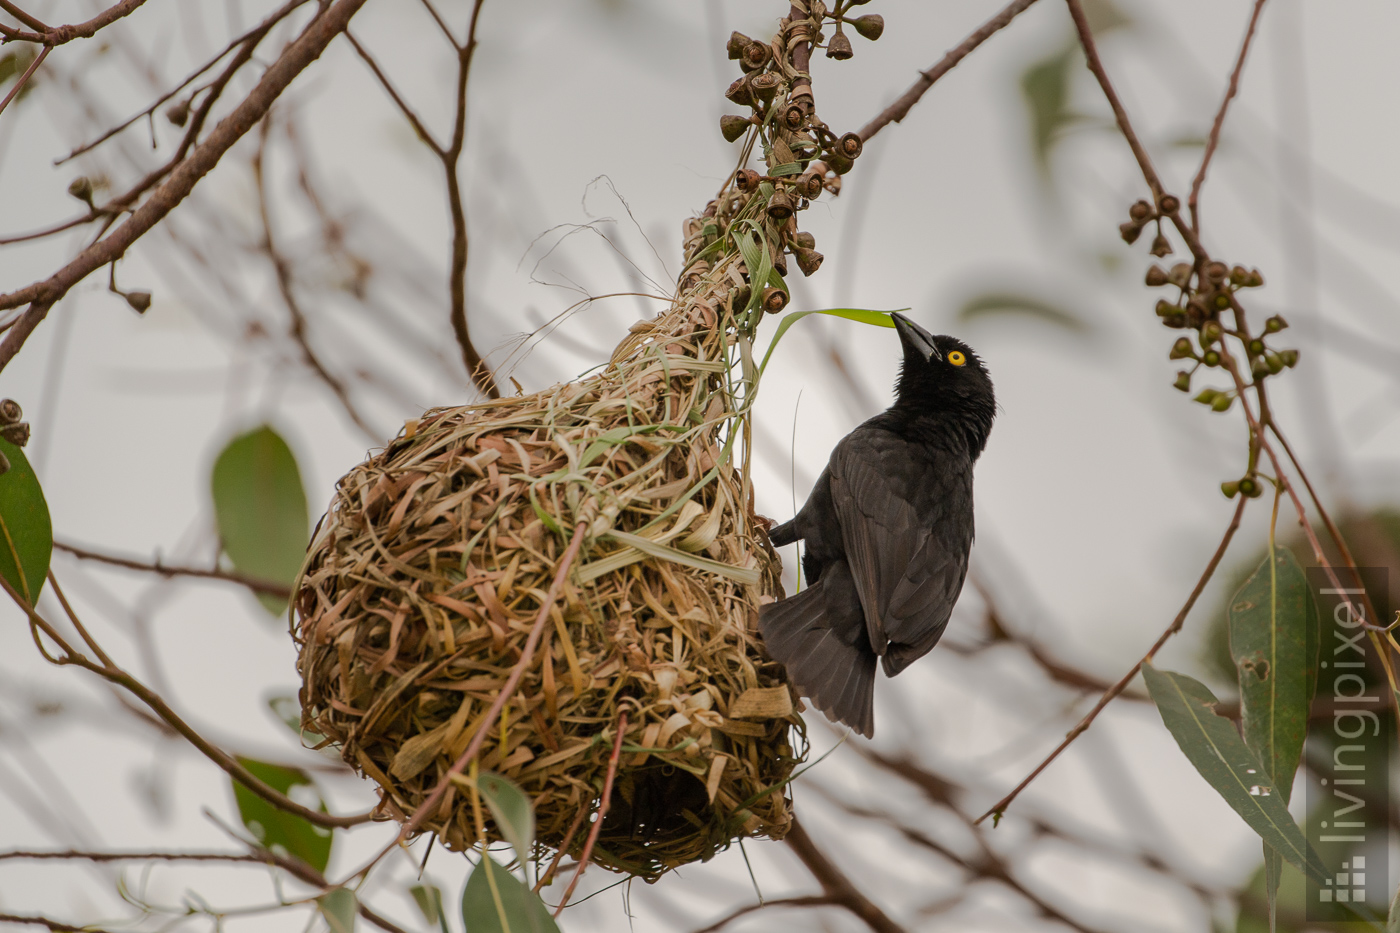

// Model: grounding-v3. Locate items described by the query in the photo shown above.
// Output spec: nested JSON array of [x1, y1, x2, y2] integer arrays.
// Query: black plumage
[[759, 313, 996, 737]]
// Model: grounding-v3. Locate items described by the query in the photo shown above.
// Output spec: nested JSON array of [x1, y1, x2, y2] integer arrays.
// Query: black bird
[[759, 313, 996, 737]]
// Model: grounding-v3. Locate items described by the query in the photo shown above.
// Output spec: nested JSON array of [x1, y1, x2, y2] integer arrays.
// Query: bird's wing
[[828, 432, 968, 672]]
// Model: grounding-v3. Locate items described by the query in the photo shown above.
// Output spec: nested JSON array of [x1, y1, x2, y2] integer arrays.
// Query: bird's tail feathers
[[759, 583, 876, 738]]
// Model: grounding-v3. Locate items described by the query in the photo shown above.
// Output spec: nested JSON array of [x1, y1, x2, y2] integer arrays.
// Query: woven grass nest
[[292, 249, 806, 880]]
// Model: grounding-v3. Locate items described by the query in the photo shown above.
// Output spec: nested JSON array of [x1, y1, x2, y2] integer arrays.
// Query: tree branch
[[55, 540, 294, 598], [0, 0, 148, 46], [858, 0, 1041, 142], [975, 494, 1247, 824], [0, 0, 373, 372], [784, 819, 906, 933], [1188, 0, 1269, 231]]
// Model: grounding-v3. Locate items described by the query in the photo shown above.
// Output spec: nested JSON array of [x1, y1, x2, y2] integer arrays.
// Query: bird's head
[[891, 312, 996, 451]]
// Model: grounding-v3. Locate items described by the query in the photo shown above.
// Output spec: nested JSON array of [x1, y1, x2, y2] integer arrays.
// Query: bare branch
[[0, 848, 265, 863], [0, 0, 374, 372], [0, 913, 118, 933], [0, 0, 148, 46], [975, 494, 1247, 824], [858, 0, 1041, 142], [552, 711, 626, 916], [344, 30, 443, 154], [54, 540, 293, 599], [0, 45, 47, 120], [688, 897, 837, 933], [784, 820, 906, 933], [1188, 0, 1269, 231]]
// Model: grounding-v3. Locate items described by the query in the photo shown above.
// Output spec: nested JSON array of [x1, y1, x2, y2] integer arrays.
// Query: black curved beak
[[892, 312, 941, 362]]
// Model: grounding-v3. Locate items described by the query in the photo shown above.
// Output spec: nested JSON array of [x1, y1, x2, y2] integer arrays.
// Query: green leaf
[[768, 162, 803, 177], [756, 306, 905, 378], [230, 756, 333, 873], [732, 228, 770, 315], [476, 771, 536, 869], [1141, 664, 1326, 882], [956, 292, 1090, 334], [1228, 546, 1318, 918], [410, 884, 450, 933], [0, 438, 51, 605], [1019, 43, 1086, 174], [462, 855, 559, 933], [211, 425, 309, 615], [317, 888, 356, 933], [1228, 545, 1318, 804]]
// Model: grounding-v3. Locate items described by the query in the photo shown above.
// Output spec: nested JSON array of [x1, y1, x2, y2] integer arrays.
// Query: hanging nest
[[292, 246, 806, 880]]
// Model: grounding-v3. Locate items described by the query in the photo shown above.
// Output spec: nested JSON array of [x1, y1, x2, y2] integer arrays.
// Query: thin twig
[[1188, 0, 1269, 231], [552, 711, 626, 916], [252, 116, 377, 439], [688, 897, 837, 933], [0, 0, 373, 372], [54, 541, 293, 598], [783, 819, 907, 933], [344, 31, 442, 153], [858, 0, 1041, 142], [0, 1, 47, 31], [0, 45, 48, 120], [0, 849, 265, 863], [0, 0, 148, 46], [0, 913, 118, 933], [975, 494, 1248, 824]]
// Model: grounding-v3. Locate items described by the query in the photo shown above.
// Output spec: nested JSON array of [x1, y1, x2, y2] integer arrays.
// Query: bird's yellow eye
[[948, 351, 966, 367]]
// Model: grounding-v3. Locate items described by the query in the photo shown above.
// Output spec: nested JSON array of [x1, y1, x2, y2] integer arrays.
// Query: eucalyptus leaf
[[230, 757, 333, 872], [756, 306, 904, 378], [317, 888, 356, 933], [461, 855, 559, 933], [211, 425, 309, 615], [476, 771, 536, 869], [957, 291, 1090, 333], [0, 438, 51, 604], [1142, 664, 1326, 882]]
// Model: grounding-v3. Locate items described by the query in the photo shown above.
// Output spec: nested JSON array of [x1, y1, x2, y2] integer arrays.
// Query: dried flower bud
[[1149, 233, 1172, 257], [1264, 314, 1288, 333], [1202, 350, 1221, 367], [0, 422, 29, 447], [1195, 388, 1220, 405], [1251, 358, 1270, 379], [850, 14, 884, 40], [826, 30, 854, 60], [1173, 371, 1192, 393], [727, 31, 753, 59], [1145, 265, 1169, 287], [1157, 193, 1180, 214], [1119, 221, 1143, 244], [725, 77, 755, 108], [68, 176, 93, 204], [1263, 350, 1285, 374], [762, 287, 788, 313], [793, 247, 824, 276], [767, 190, 795, 220], [1211, 393, 1234, 412], [729, 284, 752, 310], [1128, 199, 1153, 222], [1184, 302, 1206, 329], [1230, 264, 1249, 286], [720, 114, 751, 143], [1279, 348, 1299, 368], [825, 152, 855, 175], [795, 172, 823, 200], [1200, 321, 1223, 345], [1245, 268, 1264, 288], [837, 132, 863, 160], [734, 168, 761, 192], [1204, 261, 1229, 283], [1163, 312, 1187, 328], [1155, 300, 1178, 318], [0, 399, 22, 425], [1213, 293, 1231, 310], [1239, 476, 1262, 497], [1169, 337, 1196, 360], [1247, 338, 1264, 356], [125, 290, 152, 313], [1220, 479, 1241, 498], [750, 72, 781, 103], [740, 41, 772, 72], [781, 101, 807, 130], [792, 231, 816, 250], [165, 98, 191, 127], [1168, 263, 1193, 288]]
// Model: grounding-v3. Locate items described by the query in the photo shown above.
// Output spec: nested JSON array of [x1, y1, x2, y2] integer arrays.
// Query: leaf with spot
[[230, 757, 333, 873], [461, 855, 559, 933], [1142, 664, 1326, 882], [0, 438, 51, 605], [1228, 545, 1318, 913], [211, 426, 309, 616]]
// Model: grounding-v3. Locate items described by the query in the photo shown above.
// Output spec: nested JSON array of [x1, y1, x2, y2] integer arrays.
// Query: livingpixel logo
[[1317, 856, 1366, 904]]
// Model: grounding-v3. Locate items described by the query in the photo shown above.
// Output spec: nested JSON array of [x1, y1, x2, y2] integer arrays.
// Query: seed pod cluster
[[699, 3, 879, 301]]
